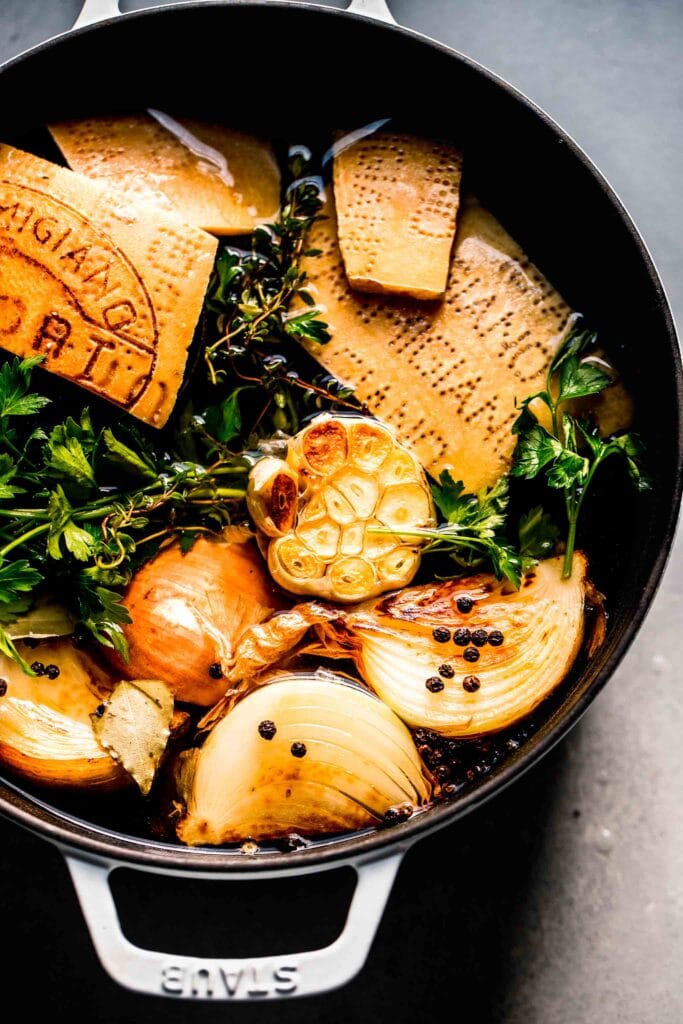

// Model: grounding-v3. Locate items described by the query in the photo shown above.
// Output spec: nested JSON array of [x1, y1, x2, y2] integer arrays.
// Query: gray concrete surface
[[0, 2, 680, 1021]]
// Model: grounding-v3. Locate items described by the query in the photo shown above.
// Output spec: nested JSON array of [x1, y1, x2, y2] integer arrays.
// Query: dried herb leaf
[[2, 594, 75, 639], [92, 678, 174, 795]]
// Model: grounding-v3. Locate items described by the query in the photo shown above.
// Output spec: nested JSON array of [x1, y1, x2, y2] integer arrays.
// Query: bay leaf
[[3, 595, 75, 640], [92, 678, 174, 795]]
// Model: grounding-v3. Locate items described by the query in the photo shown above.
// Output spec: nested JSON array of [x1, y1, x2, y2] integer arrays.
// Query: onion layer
[[176, 671, 433, 844], [228, 554, 589, 737], [0, 639, 126, 789], [347, 553, 587, 736]]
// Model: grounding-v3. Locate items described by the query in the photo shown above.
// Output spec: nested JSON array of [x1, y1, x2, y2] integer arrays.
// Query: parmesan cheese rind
[[300, 195, 572, 491], [0, 143, 218, 427], [48, 113, 281, 235], [333, 132, 463, 300]]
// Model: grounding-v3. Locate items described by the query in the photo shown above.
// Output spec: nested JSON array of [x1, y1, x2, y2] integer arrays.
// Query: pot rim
[[0, 0, 681, 875]]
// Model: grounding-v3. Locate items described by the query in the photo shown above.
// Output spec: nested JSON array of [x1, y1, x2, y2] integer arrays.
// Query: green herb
[[370, 472, 529, 589], [199, 150, 360, 445], [512, 318, 649, 577], [0, 356, 250, 668]]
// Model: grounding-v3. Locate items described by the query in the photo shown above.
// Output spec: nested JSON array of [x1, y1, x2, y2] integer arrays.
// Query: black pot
[[0, 0, 680, 1001]]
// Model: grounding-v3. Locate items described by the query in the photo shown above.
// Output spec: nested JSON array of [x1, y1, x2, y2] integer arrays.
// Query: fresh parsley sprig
[[370, 472, 559, 589], [0, 356, 250, 668], [511, 319, 650, 578]]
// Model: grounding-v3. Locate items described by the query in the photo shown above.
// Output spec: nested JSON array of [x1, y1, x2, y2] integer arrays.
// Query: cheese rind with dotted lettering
[[0, 144, 217, 427], [299, 195, 572, 492], [48, 114, 281, 236], [333, 132, 463, 300]]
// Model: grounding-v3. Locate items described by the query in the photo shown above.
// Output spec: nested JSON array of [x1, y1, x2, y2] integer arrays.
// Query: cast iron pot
[[0, 0, 680, 1002]]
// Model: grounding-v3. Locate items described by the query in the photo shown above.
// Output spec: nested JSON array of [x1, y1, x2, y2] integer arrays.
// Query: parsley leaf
[[518, 507, 561, 561], [370, 471, 525, 588], [0, 356, 51, 419], [511, 318, 649, 577]]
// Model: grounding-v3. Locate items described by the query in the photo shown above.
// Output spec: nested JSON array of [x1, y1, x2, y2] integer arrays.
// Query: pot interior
[[0, 3, 679, 869]]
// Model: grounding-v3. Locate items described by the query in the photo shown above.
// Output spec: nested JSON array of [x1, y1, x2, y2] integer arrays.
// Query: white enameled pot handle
[[73, 0, 396, 31], [63, 851, 403, 999]]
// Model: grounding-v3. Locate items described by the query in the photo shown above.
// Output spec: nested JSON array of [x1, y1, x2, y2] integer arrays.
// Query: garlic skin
[[0, 639, 126, 789], [115, 527, 288, 706], [176, 671, 433, 845]]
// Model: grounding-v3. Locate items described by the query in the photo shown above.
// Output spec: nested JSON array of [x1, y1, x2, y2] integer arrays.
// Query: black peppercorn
[[45, 664, 60, 680], [453, 628, 471, 646], [456, 596, 474, 613], [425, 676, 445, 692], [463, 675, 480, 692], [208, 662, 223, 679], [258, 720, 277, 740], [438, 663, 455, 679], [383, 804, 413, 826], [471, 628, 488, 647], [488, 629, 504, 646], [0, 679, 7, 697], [463, 647, 480, 662], [291, 742, 307, 758], [30, 661, 45, 676], [434, 764, 451, 782], [441, 781, 462, 797], [95, 704, 106, 718], [432, 626, 451, 643]]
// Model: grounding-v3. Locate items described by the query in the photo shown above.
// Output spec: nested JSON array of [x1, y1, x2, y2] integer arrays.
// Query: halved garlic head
[[0, 640, 126, 789], [176, 672, 433, 844], [247, 414, 436, 602], [348, 554, 587, 736]]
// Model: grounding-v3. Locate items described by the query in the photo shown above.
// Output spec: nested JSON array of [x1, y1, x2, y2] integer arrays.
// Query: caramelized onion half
[[0, 640, 126, 789], [229, 555, 589, 737], [176, 671, 433, 845], [337, 554, 587, 736]]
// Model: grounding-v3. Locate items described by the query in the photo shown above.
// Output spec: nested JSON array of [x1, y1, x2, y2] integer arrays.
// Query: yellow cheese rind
[[48, 114, 281, 236], [333, 132, 463, 300], [300, 195, 572, 492], [0, 144, 218, 427]]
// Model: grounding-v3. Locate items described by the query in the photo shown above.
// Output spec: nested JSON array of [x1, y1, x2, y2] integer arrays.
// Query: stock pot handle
[[63, 850, 403, 999], [73, 0, 396, 30]]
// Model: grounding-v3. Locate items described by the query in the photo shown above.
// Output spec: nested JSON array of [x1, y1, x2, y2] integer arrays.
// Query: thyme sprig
[[201, 149, 360, 442]]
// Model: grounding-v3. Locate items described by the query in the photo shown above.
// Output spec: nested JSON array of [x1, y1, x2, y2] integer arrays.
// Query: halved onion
[[176, 671, 433, 845], [228, 554, 589, 737], [114, 526, 288, 706], [0, 639, 126, 789], [338, 553, 587, 736]]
